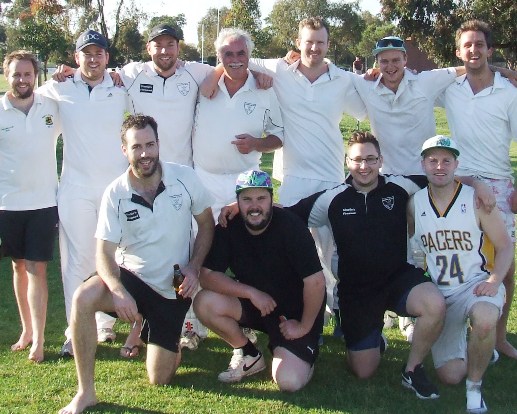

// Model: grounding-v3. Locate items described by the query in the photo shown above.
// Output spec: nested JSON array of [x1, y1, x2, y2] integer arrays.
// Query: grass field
[[1, 107, 517, 413]]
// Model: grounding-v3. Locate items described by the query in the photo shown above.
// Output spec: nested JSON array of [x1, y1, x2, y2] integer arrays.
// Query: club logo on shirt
[[43, 115, 54, 126], [461, 203, 467, 213], [177, 83, 190, 96], [244, 102, 256, 115], [171, 194, 183, 211], [124, 209, 140, 221], [140, 84, 154, 93], [382, 196, 394, 210]]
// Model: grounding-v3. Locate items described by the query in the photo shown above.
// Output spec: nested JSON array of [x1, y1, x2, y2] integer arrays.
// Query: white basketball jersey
[[413, 182, 490, 296]]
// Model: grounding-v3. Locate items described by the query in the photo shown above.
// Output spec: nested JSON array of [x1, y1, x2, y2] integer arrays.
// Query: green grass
[[2, 109, 517, 413]]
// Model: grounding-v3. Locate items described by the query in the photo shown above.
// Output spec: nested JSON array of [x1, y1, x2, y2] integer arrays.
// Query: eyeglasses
[[375, 37, 404, 49], [347, 156, 379, 165]]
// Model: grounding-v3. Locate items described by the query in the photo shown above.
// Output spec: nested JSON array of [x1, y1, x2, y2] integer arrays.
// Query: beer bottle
[[173, 264, 185, 298]]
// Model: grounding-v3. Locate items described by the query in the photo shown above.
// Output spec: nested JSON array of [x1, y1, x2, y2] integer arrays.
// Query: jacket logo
[[342, 208, 356, 216], [140, 84, 153, 93], [382, 196, 394, 210], [244, 102, 256, 115], [177, 83, 190, 96], [124, 209, 140, 221], [44, 115, 54, 126], [171, 194, 182, 211]]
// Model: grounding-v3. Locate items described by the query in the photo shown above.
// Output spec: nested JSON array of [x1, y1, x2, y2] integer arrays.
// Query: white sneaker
[[242, 327, 258, 344], [489, 349, 499, 365], [97, 328, 116, 343], [180, 331, 201, 350], [60, 338, 74, 357], [466, 382, 488, 414], [218, 348, 266, 383]]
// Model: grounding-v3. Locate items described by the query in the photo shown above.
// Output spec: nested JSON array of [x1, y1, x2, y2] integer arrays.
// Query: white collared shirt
[[121, 61, 213, 166], [38, 70, 130, 189], [0, 92, 61, 210], [192, 70, 284, 174], [440, 72, 517, 180], [353, 68, 457, 175]]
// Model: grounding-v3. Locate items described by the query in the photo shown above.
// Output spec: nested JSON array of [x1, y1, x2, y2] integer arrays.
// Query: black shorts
[[338, 263, 430, 350], [238, 297, 325, 365], [0, 207, 58, 261], [118, 267, 191, 353]]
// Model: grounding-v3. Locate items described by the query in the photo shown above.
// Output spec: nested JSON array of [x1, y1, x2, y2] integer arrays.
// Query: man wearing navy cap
[[38, 29, 130, 356], [408, 135, 512, 413]]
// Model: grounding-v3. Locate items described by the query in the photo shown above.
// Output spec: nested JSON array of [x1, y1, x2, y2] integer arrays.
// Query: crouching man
[[59, 114, 215, 414], [194, 170, 325, 391]]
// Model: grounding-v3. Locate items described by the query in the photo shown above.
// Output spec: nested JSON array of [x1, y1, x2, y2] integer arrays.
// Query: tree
[[15, 0, 68, 79], [381, 0, 516, 69], [113, 18, 143, 65], [197, 7, 230, 60], [327, 0, 362, 66], [146, 14, 186, 41], [180, 43, 201, 62]]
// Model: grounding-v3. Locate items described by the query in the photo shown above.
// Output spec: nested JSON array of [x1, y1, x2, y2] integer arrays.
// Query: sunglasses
[[375, 38, 405, 49]]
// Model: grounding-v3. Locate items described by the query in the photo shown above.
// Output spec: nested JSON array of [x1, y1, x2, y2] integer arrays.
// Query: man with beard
[[59, 114, 215, 414], [0, 51, 61, 362], [38, 29, 130, 356], [194, 170, 325, 391]]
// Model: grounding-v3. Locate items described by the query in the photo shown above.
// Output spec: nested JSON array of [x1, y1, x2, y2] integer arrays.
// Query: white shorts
[[431, 277, 505, 368], [279, 175, 341, 206], [477, 176, 515, 242]]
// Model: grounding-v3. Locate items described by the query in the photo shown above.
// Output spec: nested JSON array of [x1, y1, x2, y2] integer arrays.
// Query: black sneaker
[[401, 363, 439, 399]]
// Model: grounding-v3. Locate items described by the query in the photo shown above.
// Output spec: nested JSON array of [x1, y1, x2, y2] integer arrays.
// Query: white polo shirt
[[440, 72, 517, 180], [0, 92, 61, 210], [121, 61, 213, 166], [353, 68, 457, 175], [38, 70, 130, 190], [96, 162, 214, 299], [192, 71, 284, 174], [250, 58, 367, 183]]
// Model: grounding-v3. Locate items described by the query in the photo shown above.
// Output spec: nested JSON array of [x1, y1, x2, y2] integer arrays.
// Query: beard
[[153, 54, 176, 73], [132, 156, 159, 178], [12, 84, 34, 99], [242, 207, 273, 232]]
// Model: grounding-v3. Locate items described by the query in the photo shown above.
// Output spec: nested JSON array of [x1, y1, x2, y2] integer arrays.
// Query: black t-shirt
[[203, 207, 322, 318]]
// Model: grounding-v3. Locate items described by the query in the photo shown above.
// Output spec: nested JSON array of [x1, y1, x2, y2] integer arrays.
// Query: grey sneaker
[[60, 338, 74, 358], [242, 327, 258, 344], [401, 363, 439, 399], [218, 348, 266, 383], [466, 382, 487, 414], [180, 331, 201, 350], [97, 328, 116, 343]]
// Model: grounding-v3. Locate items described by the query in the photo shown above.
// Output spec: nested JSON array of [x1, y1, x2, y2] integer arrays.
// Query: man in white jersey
[[439, 20, 517, 359], [38, 29, 130, 356], [193, 27, 283, 218], [58, 114, 215, 414], [408, 135, 513, 414], [0, 51, 61, 363]]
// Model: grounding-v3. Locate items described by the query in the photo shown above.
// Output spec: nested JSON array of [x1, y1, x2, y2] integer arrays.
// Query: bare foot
[[496, 339, 517, 359], [58, 391, 97, 414], [28, 343, 44, 363], [120, 322, 144, 359], [11, 332, 32, 351]]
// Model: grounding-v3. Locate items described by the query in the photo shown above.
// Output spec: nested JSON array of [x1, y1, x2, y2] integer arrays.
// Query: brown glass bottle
[[173, 264, 185, 298]]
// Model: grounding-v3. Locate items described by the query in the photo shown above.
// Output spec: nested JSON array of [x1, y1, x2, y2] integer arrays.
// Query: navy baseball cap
[[148, 24, 183, 42], [76, 29, 108, 51]]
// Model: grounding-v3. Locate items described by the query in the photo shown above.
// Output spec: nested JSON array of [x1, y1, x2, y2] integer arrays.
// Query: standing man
[[195, 170, 325, 391], [192, 28, 283, 218], [39, 29, 130, 355], [0, 51, 61, 363], [58, 114, 215, 414], [439, 20, 517, 359], [409, 135, 513, 413]]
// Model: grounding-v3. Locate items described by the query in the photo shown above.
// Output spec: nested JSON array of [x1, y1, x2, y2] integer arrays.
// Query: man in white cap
[[408, 135, 513, 413]]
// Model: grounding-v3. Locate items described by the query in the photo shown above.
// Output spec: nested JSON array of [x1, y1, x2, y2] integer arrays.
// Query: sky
[[106, 0, 381, 45]]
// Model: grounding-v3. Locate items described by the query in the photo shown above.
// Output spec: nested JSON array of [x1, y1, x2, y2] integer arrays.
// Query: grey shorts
[[431, 276, 505, 368]]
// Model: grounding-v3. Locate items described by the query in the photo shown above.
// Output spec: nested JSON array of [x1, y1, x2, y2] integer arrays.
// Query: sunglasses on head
[[375, 38, 404, 49]]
